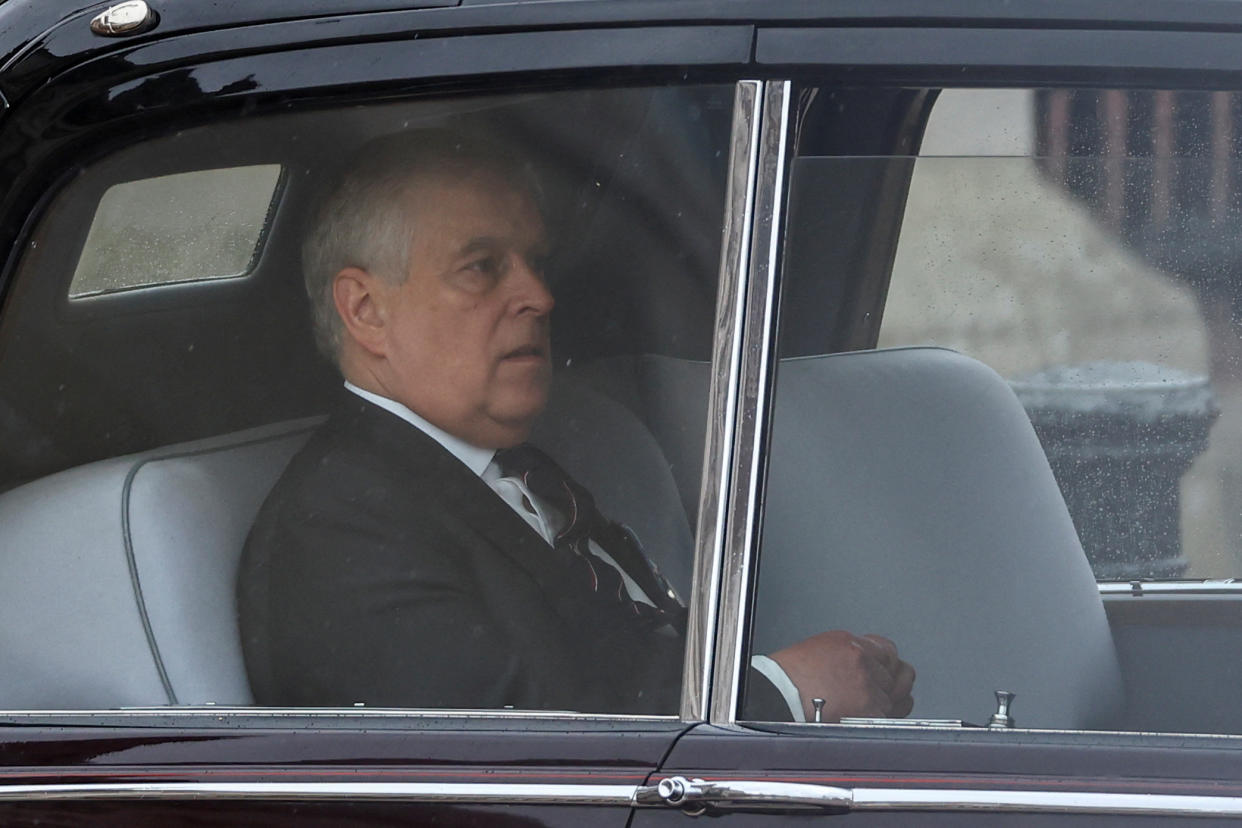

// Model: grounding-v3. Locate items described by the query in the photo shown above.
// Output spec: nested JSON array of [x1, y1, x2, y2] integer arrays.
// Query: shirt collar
[[343, 381, 495, 478]]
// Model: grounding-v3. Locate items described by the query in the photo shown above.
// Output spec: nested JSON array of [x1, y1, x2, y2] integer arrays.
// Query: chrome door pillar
[[680, 79, 795, 724]]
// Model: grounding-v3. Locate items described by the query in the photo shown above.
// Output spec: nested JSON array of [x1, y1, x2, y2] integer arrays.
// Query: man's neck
[[343, 381, 495, 477]]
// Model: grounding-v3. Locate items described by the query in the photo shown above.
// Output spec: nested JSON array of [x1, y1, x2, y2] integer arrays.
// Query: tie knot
[[494, 443, 575, 508], [493, 443, 550, 481], [494, 443, 596, 545]]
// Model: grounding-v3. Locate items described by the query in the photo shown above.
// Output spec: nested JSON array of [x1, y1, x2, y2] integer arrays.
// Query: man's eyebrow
[[459, 236, 501, 255], [458, 236, 551, 256]]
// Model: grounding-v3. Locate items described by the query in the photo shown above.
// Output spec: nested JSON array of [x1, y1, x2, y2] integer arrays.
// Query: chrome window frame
[[680, 78, 763, 721], [698, 80, 794, 726]]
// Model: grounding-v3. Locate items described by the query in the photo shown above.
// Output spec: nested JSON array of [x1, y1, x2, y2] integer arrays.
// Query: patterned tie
[[494, 443, 683, 630]]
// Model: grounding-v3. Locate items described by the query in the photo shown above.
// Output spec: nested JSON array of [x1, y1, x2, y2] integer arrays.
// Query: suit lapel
[[335, 394, 685, 712], [341, 395, 593, 616]]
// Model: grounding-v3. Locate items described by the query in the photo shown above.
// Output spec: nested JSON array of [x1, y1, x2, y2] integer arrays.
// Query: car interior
[[0, 80, 1236, 734], [0, 84, 732, 710]]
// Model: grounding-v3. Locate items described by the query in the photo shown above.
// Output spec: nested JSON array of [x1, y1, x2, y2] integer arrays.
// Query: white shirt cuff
[[750, 654, 805, 722]]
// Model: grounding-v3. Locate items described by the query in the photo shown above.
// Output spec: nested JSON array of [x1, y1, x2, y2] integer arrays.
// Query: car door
[[633, 12, 1242, 825], [0, 3, 764, 824]]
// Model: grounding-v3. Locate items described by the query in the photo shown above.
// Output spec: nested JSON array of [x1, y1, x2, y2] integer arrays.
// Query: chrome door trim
[[0, 707, 677, 721], [682, 79, 764, 722], [854, 788, 1242, 817], [1099, 580, 1242, 596], [637, 777, 1242, 817], [708, 80, 793, 725], [28, 777, 1242, 817], [0, 781, 636, 805]]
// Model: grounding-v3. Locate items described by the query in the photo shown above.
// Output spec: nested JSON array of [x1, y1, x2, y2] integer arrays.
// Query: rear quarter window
[[68, 164, 283, 298]]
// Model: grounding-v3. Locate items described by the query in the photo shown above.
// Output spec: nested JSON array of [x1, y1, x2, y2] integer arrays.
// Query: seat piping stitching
[[119, 422, 321, 706]]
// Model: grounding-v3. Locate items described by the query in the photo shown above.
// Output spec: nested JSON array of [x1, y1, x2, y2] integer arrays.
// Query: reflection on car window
[[747, 85, 1242, 737], [882, 88, 1233, 583], [0, 85, 736, 715], [69, 165, 283, 297]]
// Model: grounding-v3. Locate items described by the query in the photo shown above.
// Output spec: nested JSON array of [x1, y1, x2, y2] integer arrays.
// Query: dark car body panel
[[0, 717, 686, 826]]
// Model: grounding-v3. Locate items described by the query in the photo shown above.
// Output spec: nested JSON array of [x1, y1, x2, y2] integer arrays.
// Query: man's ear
[[332, 267, 388, 358]]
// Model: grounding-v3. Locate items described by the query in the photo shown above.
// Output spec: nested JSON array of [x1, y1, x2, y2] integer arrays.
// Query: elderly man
[[238, 131, 915, 719]]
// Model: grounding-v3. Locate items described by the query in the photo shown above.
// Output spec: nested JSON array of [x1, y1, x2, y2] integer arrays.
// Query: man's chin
[[484, 397, 548, 446]]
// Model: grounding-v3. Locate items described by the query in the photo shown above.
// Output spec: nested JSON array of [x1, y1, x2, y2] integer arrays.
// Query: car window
[[742, 84, 1242, 736], [880, 88, 1226, 583], [0, 84, 736, 716], [68, 165, 283, 298]]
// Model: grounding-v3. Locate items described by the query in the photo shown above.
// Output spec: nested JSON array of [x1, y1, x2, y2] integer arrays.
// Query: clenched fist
[[769, 631, 915, 722]]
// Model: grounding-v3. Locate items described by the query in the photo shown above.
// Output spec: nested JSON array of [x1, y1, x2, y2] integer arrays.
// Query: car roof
[[1, 0, 1242, 113], [8, 0, 1242, 61]]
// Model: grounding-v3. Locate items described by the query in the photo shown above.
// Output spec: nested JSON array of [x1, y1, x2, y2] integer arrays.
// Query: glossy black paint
[[0, 1, 454, 90], [661, 724, 1242, 785], [0, 718, 686, 826], [0, 717, 685, 772], [7, 0, 1242, 115], [0, 802, 606, 828], [758, 26, 1242, 88], [632, 725, 1242, 826], [57, 24, 752, 109]]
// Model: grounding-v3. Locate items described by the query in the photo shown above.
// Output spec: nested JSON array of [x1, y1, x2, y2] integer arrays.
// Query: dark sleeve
[[239, 458, 574, 710], [741, 665, 799, 722]]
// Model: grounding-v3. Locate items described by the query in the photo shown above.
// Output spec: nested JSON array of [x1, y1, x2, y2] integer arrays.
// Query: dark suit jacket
[[239, 393, 790, 716]]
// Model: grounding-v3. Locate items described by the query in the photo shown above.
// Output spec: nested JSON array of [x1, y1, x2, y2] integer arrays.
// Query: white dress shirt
[[343, 382, 805, 721]]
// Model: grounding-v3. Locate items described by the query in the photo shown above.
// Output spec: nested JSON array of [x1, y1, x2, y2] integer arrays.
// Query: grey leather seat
[[753, 347, 1122, 727], [0, 418, 321, 708], [0, 375, 692, 710], [609, 347, 1123, 729], [532, 377, 695, 596]]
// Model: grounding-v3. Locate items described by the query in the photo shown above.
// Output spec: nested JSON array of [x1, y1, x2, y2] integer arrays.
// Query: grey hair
[[301, 129, 539, 364]]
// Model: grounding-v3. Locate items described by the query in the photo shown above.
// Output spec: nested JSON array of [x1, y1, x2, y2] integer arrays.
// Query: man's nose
[[512, 256, 554, 315]]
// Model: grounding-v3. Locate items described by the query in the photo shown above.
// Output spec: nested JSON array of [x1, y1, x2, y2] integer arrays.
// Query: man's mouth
[[501, 345, 547, 361]]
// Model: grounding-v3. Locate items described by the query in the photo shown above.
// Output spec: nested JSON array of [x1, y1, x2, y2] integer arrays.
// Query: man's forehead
[[400, 163, 536, 205], [401, 167, 546, 240]]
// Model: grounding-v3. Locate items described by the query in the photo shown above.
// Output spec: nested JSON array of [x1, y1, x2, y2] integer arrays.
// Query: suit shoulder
[[246, 403, 491, 558]]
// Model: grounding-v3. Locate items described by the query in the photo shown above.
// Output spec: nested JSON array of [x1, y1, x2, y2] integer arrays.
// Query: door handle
[[635, 776, 1242, 819], [634, 775, 851, 815]]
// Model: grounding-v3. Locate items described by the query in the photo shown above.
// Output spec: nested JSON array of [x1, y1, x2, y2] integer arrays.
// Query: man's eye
[[465, 257, 500, 276]]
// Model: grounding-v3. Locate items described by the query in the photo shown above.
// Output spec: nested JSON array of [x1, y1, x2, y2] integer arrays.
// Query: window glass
[[747, 85, 1242, 736], [881, 89, 1229, 582], [0, 85, 735, 716], [69, 165, 282, 297]]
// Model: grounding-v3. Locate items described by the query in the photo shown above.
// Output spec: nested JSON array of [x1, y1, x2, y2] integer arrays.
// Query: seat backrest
[[534, 375, 697, 595], [0, 418, 319, 708], [569, 353, 712, 527], [0, 372, 693, 710], [620, 347, 1122, 729], [754, 347, 1122, 728]]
